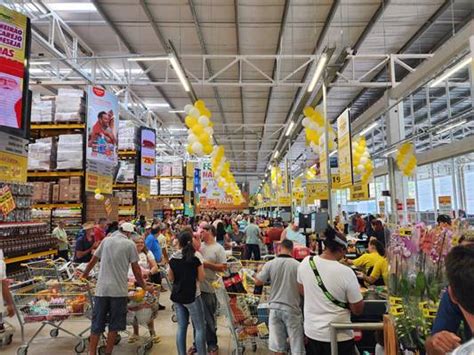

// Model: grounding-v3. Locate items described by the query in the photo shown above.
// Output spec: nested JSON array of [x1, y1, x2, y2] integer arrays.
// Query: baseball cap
[[121, 222, 135, 233]]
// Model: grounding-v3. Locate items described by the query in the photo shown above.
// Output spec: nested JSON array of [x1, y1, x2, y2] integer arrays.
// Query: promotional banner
[[337, 109, 353, 188], [0, 5, 30, 134], [306, 181, 329, 203], [85, 159, 114, 194], [86, 86, 119, 163], [137, 176, 151, 199], [194, 168, 201, 194], [0, 185, 15, 216], [438, 196, 452, 215], [0, 131, 27, 183], [349, 183, 370, 201], [139, 128, 156, 177]]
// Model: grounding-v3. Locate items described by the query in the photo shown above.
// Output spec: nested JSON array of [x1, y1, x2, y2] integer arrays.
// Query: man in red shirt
[[94, 218, 108, 244], [88, 110, 117, 148]]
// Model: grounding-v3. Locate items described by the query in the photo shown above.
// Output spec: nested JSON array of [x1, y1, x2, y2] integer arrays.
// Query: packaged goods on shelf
[[114, 190, 134, 206], [171, 160, 183, 176], [0, 183, 34, 223], [118, 120, 138, 151], [31, 95, 55, 123], [56, 134, 83, 170], [0, 222, 53, 259], [28, 137, 56, 171], [33, 178, 81, 203], [157, 162, 172, 177], [159, 178, 172, 195], [150, 179, 158, 195], [171, 178, 183, 195], [54, 88, 85, 123], [116, 161, 135, 183]]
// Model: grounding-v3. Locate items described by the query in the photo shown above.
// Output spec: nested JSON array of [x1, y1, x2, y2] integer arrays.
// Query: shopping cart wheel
[[98, 345, 106, 355], [74, 340, 86, 353], [171, 314, 178, 323], [115, 334, 122, 345], [50, 329, 59, 337], [17, 345, 28, 355]]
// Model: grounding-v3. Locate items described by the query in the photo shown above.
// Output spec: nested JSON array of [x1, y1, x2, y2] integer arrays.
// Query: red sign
[[92, 86, 105, 97]]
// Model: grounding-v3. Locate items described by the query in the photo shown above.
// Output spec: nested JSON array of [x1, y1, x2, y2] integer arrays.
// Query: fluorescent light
[[30, 61, 50, 66], [358, 122, 378, 136], [430, 57, 472, 87], [168, 110, 185, 113], [145, 103, 170, 108], [285, 121, 295, 137], [383, 148, 397, 157], [168, 128, 187, 132], [273, 150, 279, 159], [169, 55, 190, 92], [307, 53, 328, 92], [437, 119, 467, 135], [49, 2, 97, 12], [329, 150, 337, 157], [127, 56, 169, 62]]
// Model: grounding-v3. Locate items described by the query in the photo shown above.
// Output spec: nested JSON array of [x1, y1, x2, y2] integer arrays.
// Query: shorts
[[268, 309, 305, 354], [91, 296, 128, 334]]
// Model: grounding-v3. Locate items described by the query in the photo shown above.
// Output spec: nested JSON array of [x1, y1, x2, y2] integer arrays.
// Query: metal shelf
[[5, 249, 58, 265], [118, 150, 137, 157], [156, 195, 184, 198], [31, 123, 85, 130], [156, 176, 184, 179], [28, 171, 84, 178], [113, 183, 136, 189], [32, 203, 83, 209]]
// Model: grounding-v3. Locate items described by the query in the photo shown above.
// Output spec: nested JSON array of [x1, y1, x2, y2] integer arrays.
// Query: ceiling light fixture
[[273, 150, 279, 159], [30, 61, 51, 66], [285, 121, 295, 137], [169, 55, 190, 92], [436, 119, 467, 135], [307, 53, 328, 92], [328, 150, 337, 157], [144, 103, 170, 108], [358, 122, 378, 136], [168, 110, 185, 113], [430, 57, 472, 88], [127, 56, 169, 62], [48, 2, 97, 12]]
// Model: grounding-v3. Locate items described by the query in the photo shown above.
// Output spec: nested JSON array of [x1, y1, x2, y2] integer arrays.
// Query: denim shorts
[[91, 296, 128, 334], [268, 308, 305, 354]]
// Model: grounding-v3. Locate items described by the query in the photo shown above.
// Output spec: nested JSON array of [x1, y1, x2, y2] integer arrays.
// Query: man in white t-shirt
[[297, 226, 364, 355]]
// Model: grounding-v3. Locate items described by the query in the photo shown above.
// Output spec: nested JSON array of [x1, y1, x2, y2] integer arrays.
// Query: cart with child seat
[[22, 258, 76, 281], [11, 278, 94, 355]]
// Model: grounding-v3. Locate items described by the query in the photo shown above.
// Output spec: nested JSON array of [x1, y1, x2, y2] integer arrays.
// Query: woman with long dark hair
[[168, 231, 206, 355], [215, 221, 226, 246]]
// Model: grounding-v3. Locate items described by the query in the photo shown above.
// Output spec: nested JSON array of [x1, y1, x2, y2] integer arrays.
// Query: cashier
[[351, 240, 388, 286], [345, 239, 385, 274], [74, 222, 99, 263], [425, 231, 474, 355]]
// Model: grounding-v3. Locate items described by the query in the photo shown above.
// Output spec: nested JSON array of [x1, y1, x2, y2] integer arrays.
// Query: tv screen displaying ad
[[140, 128, 156, 177]]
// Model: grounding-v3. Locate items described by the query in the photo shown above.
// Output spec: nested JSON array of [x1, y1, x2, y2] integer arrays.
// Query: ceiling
[[8, 0, 474, 187]]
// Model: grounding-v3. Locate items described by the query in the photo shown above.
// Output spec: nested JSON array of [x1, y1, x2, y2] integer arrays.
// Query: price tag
[[0, 186, 16, 216]]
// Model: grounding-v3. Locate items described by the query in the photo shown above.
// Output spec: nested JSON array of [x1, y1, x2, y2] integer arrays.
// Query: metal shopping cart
[[11, 278, 93, 355], [22, 258, 76, 281]]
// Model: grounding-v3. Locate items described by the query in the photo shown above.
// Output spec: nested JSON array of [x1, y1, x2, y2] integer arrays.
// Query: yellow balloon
[[303, 106, 314, 117], [186, 144, 194, 154], [192, 124, 204, 135], [194, 99, 206, 110], [185, 115, 198, 128], [312, 111, 324, 126], [198, 132, 210, 144], [306, 129, 318, 142], [203, 108, 212, 119], [203, 144, 213, 155], [399, 143, 412, 155], [94, 188, 101, 195]]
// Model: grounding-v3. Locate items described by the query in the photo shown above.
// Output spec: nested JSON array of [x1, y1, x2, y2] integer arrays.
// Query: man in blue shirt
[[145, 226, 165, 310]]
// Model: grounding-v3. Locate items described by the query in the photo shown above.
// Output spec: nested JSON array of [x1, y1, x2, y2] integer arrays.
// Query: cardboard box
[[69, 177, 81, 186], [52, 184, 59, 202], [59, 185, 70, 201], [69, 192, 81, 201]]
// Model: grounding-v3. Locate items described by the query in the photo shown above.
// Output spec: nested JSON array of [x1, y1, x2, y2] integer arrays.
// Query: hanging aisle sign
[[306, 181, 329, 203], [337, 109, 353, 188], [349, 183, 370, 201], [85, 160, 114, 194]]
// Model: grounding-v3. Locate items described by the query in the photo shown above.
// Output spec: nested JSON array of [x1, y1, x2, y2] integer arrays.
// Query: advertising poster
[[0, 131, 28, 183], [0, 6, 29, 132], [140, 128, 156, 177], [0, 185, 15, 216], [86, 86, 119, 163], [306, 181, 329, 204], [85, 159, 114, 194], [337, 109, 353, 188], [438, 196, 452, 215], [349, 183, 370, 201]]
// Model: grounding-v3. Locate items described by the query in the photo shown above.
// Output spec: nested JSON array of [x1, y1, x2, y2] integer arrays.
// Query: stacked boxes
[[114, 191, 134, 206], [32, 178, 82, 203], [31, 95, 55, 123], [118, 120, 138, 151], [55, 88, 85, 123], [56, 134, 83, 170], [28, 137, 56, 171], [116, 161, 135, 183], [32, 182, 54, 203]]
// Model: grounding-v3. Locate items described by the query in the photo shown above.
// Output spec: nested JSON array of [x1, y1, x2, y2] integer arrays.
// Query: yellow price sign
[[349, 183, 370, 201], [278, 195, 291, 206], [86, 172, 113, 194]]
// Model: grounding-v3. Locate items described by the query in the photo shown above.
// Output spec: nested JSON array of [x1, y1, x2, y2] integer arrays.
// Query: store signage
[[349, 183, 370, 201], [139, 128, 156, 177], [0, 5, 31, 137], [86, 86, 119, 164], [306, 181, 329, 203], [277, 194, 291, 206], [337, 109, 353, 188], [85, 159, 114, 194], [0, 131, 27, 183], [0, 185, 15, 216], [331, 171, 341, 190], [194, 168, 201, 194], [438, 196, 452, 215], [104, 198, 112, 216], [184, 203, 194, 217], [319, 134, 327, 180], [137, 176, 151, 199]]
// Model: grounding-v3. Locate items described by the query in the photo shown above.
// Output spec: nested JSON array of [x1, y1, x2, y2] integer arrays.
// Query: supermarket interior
[[0, 1, 474, 355]]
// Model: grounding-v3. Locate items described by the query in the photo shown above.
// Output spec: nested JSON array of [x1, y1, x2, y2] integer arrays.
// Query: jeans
[[174, 297, 207, 355], [245, 244, 261, 260], [201, 292, 218, 350], [268, 309, 305, 354]]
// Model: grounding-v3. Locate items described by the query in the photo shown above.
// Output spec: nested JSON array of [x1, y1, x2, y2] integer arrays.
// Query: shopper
[[52, 220, 69, 260], [94, 218, 108, 243], [244, 216, 262, 260], [342, 211, 349, 234], [81, 222, 150, 355], [215, 221, 227, 247], [437, 214, 452, 229], [371, 219, 390, 247], [0, 250, 14, 334], [345, 239, 385, 275], [281, 221, 306, 246], [145, 225, 166, 310], [254, 239, 304, 354], [128, 235, 160, 344], [439, 244, 474, 354], [168, 231, 207, 355], [426, 231, 474, 355], [106, 221, 119, 235], [297, 226, 364, 355], [200, 223, 227, 355], [74, 222, 98, 263]]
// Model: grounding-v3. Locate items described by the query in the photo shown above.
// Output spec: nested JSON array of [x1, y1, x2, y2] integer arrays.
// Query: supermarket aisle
[[1, 295, 271, 354]]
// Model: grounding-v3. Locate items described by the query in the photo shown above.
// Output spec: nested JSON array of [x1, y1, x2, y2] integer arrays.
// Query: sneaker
[[187, 346, 197, 354], [158, 304, 166, 311], [128, 335, 139, 343]]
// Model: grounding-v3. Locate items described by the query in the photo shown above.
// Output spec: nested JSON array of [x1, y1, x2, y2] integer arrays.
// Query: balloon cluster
[[210, 145, 244, 205], [352, 137, 374, 184], [184, 100, 214, 156], [396, 142, 417, 176], [302, 106, 336, 153], [137, 193, 147, 202], [256, 193, 263, 204], [94, 188, 104, 200], [263, 183, 271, 199], [305, 166, 317, 180], [270, 166, 283, 191]]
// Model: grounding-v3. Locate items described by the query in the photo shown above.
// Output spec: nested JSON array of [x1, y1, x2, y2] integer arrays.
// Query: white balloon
[[190, 107, 200, 118], [198, 115, 210, 127], [184, 104, 194, 114], [204, 127, 214, 136], [357, 164, 365, 173], [302, 117, 310, 128], [363, 151, 370, 158], [360, 157, 368, 165], [192, 141, 203, 156], [187, 134, 198, 144], [95, 193, 102, 200]]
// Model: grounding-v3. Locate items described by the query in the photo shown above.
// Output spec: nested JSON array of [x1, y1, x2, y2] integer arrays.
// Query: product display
[[56, 134, 83, 170], [28, 137, 56, 171], [54, 88, 85, 123], [118, 120, 138, 151], [116, 160, 135, 183], [31, 95, 55, 123]]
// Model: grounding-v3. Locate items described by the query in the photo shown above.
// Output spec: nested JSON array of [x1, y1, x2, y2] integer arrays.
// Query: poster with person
[[86, 86, 119, 163]]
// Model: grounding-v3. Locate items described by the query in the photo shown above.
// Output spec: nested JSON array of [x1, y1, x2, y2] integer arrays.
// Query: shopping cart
[[11, 278, 93, 355], [215, 279, 269, 355], [0, 319, 15, 346], [22, 258, 76, 281]]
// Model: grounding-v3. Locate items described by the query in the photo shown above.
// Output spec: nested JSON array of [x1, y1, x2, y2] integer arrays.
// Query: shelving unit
[[28, 171, 84, 178], [4, 249, 58, 265], [31, 123, 86, 130]]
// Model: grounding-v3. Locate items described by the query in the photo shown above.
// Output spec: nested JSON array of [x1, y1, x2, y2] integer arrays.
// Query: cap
[[82, 222, 95, 230], [121, 222, 135, 233]]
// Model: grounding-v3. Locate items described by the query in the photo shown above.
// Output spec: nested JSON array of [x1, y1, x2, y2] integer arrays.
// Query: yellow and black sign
[[349, 183, 370, 201], [306, 182, 329, 203]]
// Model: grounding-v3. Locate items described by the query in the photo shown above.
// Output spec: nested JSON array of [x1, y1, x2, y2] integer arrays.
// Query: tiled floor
[[1, 293, 271, 355]]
